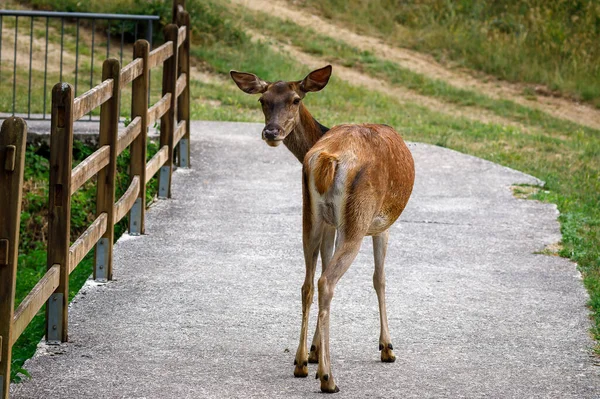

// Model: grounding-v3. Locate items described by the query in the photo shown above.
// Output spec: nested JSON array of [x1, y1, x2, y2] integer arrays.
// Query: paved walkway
[[12, 121, 600, 398]]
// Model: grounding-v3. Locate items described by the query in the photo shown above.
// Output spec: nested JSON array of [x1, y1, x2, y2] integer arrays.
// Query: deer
[[230, 65, 415, 393]]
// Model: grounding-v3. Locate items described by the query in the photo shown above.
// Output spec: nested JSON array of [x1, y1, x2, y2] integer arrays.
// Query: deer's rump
[[303, 124, 415, 236]]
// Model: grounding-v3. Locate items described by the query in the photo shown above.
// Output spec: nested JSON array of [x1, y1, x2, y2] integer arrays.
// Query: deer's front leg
[[309, 225, 335, 364], [294, 244, 319, 377], [295, 182, 323, 378]]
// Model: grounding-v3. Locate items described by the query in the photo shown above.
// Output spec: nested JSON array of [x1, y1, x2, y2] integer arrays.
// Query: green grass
[[224, 6, 600, 140], [289, 0, 600, 108]]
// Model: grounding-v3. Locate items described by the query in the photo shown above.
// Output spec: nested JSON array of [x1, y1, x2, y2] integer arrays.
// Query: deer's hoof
[[294, 363, 309, 378], [319, 373, 339, 393], [381, 346, 396, 363], [320, 381, 340, 393]]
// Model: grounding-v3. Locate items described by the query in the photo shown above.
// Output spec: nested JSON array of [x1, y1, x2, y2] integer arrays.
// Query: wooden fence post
[[0, 117, 27, 399], [172, 0, 185, 24], [159, 24, 179, 199], [94, 59, 121, 281], [176, 10, 191, 168], [46, 83, 74, 344], [129, 40, 150, 235]]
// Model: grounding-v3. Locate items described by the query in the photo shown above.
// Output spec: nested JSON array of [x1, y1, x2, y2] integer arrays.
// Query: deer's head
[[230, 65, 332, 147]]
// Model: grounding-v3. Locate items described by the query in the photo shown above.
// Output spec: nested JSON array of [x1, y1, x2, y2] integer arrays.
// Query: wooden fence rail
[[0, 1, 190, 396]]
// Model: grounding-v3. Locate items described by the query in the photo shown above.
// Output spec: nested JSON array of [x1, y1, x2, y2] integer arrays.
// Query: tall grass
[[295, 0, 600, 107]]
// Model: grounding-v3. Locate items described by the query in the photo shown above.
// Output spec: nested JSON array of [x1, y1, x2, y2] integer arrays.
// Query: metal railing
[[0, 1, 190, 397], [0, 9, 160, 120]]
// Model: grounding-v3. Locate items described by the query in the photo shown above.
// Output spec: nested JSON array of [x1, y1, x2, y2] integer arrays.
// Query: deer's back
[[304, 124, 415, 237]]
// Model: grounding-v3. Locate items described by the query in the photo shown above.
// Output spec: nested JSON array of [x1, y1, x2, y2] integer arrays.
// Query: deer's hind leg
[[316, 232, 364, 393], [373, 230, 396, 362], [308, 224, 335, 364]]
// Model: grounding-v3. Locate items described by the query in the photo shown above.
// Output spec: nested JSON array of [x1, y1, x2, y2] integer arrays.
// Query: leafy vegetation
[[291, 0, 600, 107]]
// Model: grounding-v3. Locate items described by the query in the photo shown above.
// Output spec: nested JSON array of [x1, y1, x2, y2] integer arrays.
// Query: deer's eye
[[258, 98, 265, 105], [293, 98, 301, 105]]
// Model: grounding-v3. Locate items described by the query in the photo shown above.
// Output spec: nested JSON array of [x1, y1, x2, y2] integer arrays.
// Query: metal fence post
[[94, 59, 121, 281], [159, 24, 179, 199], [129, 40, 150, 236], [0, 117, 27, 399], [46, 84, 74, 344], [0, 10, 160, 120]]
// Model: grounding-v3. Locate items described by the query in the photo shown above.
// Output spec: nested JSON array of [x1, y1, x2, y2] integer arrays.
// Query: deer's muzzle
[[262, 125, 284, 146]]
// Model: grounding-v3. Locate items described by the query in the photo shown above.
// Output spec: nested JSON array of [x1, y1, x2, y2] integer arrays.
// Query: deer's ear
[[230, 71, 269, 94], [300, 65, 332, 93]]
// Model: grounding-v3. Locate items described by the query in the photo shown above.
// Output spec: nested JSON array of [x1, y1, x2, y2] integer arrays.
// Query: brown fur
[[305, 124, 414, 237], [230, 65, 415, 393], [312, 152, 338, 195]]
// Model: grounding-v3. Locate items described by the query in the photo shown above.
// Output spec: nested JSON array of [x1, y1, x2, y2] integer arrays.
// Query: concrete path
[[12, 121, 600, 398]]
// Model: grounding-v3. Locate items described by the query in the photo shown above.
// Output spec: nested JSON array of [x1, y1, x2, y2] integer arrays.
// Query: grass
[[290, 0, 600, 108], [224, 7, 599, 138]]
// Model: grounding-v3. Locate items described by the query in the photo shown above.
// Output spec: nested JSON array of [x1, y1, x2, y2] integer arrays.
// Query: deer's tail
[[312, 151, 338, 195]]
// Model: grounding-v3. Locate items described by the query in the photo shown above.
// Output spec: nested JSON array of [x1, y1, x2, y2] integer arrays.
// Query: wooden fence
[[0, 1, 190, 397]]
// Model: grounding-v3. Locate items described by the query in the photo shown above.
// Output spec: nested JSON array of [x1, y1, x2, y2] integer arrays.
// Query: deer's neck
[[283, 104, 329, 162]]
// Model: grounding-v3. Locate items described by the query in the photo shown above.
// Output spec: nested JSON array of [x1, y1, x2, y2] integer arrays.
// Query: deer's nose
[[263, 126, 281, 141]]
